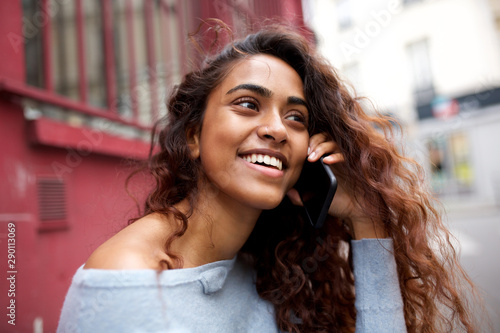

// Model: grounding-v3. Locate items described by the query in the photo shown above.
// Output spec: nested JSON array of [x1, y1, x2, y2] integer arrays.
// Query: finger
[[308, 141, 337, 162], [322, 152, 345, 164], [308, 133, 328, 151]]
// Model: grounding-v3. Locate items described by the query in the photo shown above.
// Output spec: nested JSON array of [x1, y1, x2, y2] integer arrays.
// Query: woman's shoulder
[[84, 214, 171, 270]]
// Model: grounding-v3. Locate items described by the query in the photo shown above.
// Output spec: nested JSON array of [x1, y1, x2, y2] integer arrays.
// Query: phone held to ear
[[294, 156, 337, 229]]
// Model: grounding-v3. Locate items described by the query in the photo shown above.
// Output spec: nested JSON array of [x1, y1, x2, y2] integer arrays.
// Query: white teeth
[[242, 154, 283, 171]]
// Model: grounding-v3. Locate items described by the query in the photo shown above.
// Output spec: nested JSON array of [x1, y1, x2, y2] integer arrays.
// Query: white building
[[304, 0, 500, 212]]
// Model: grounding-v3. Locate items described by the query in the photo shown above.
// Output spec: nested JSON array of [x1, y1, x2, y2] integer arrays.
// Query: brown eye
[[286, 112, 307, 125], [234, 97, 260, 111], [238, 101, 258, 110]]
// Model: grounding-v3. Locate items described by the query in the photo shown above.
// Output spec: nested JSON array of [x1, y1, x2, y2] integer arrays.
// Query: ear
[[186, 127, 200, 159]]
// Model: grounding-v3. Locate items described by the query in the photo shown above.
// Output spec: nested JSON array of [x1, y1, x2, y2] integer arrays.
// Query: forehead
[[215, 54, 305, 97]]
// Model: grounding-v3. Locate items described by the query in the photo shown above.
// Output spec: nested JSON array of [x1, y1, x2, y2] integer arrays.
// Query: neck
[[169, 185, 262, 268]]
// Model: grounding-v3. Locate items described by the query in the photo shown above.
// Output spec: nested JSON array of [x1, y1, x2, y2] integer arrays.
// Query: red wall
[[0, 105, 149, 332], [0, 110, 145, 332], [0, 3, 149, 331]]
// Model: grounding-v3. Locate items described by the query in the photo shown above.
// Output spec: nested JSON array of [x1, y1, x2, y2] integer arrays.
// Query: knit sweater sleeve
[[352, 238, 407, 333]]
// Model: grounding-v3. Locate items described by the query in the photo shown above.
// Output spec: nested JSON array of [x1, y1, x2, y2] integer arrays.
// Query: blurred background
[[0, 0, 498, 332]]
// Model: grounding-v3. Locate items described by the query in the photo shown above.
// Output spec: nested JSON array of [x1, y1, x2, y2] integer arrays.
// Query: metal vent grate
[[37, 177, 67, 221]]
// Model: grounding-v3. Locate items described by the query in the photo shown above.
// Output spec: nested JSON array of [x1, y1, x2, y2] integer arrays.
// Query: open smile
[[238, 149, 288, 172], [240, 153, 283, 171]]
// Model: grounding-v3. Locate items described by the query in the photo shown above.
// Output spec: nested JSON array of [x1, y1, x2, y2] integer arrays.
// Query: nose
[[257, 111, 288, 143]]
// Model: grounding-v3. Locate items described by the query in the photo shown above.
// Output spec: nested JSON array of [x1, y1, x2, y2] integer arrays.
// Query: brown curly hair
[[130, 24, 479, 332]]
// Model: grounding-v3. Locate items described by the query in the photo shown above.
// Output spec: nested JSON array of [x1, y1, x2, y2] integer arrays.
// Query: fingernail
[[309, 151, 316, 159], [307, 147, 311, 155]]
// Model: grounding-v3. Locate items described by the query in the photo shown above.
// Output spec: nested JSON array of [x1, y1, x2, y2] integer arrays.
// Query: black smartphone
[[294, 156, 337, 229]]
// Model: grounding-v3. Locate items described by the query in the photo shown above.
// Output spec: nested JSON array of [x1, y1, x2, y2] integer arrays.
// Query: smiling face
[[191, 54, 310, 212]]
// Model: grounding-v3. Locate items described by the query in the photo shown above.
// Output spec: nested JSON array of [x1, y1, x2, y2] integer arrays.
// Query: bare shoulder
[[83, 242, 154, 270], [84, 214, 170, 270]]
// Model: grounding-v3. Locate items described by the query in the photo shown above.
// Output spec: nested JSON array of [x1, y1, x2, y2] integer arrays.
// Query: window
[[82, 0, 107, 108], [22, 0, 44, 88], [407, 39, 435, 106], [337, 0, 353, 30], [427, 132, 474, 197], [20, 0, 198, 140]]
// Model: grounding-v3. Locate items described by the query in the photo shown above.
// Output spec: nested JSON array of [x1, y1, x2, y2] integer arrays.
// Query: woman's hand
[[288, 133, 386, 239]]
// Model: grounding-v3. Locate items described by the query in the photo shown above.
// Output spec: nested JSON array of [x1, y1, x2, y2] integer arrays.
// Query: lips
[[238, 149, 287, 171]]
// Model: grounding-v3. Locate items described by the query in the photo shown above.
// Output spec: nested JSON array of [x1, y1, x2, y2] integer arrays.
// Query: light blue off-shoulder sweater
[[57, 239, 406, 332]]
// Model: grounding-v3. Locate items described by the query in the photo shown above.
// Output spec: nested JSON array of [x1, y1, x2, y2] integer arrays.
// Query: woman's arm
[[351, 238, 407, 332], [303, 134, 407, 332]]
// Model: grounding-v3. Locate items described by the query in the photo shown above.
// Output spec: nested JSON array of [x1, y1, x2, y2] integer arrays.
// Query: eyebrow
[[226, 83, 308, 107], [288, 96, 308, 108], [226, 84, 272, 98]]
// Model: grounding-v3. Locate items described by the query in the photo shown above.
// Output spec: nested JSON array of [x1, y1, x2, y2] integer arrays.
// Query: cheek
[[288, 162, 305, 189], [295, 134, 310, 159], [287, 135, 310, 186], [199, 127, 243, 155], [198, 126, 242, 176]]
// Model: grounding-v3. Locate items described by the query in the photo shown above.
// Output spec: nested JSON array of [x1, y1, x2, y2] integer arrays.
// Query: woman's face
[[192, 54, 310, 211]]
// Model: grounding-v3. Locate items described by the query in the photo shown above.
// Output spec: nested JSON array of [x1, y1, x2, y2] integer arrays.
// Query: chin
[[254, 196, 285, 211]]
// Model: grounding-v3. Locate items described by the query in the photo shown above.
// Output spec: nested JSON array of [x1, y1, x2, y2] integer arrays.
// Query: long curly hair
[[131, 24, 479, 332]]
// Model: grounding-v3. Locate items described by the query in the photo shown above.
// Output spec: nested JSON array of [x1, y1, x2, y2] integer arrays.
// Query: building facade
[[0, 1, 304, 332], [305, 0, 500, 211], [304, 0, 500, 329]]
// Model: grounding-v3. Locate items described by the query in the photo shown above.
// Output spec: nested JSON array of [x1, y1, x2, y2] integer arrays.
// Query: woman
[[57, 25, 478, 332]]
